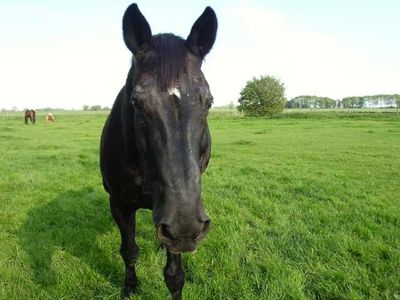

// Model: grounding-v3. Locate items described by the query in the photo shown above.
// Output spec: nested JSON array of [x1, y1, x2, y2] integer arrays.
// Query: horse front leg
[[110, 198, 139, 297], [164, 250, 185, 300]]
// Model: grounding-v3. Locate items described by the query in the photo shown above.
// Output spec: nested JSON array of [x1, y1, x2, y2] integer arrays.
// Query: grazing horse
[[46, 113, 55, 123], [100, 3, 217, 299], [24, 109, 36, 124]]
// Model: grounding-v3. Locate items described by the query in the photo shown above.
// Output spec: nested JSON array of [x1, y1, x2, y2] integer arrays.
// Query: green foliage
[[287, 95, 337, 109], [395, 94, 400, 108], [342, 94, 400, 109], [363, 94, 399, 107], [0, 112, 399, 299], [238, 75, 286, 116], [90, 105, 102, 111], [83, 105, 107, 111], [342, 96, 365, 109], [286, 94, 400, 110]]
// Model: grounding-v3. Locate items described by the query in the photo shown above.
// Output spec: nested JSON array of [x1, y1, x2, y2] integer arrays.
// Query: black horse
[[100, 3, 217, 299], [25, 109, 36, 124]]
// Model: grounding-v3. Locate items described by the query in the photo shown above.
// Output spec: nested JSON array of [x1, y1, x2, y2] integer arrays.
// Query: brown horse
[[24, 109, 36, 124]]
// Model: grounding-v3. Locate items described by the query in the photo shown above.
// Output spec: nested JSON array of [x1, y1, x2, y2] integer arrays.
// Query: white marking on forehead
[[167, 87, 181, 99]]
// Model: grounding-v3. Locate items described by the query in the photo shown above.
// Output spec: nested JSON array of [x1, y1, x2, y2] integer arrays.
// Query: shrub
[[238, 75, 287, 116]]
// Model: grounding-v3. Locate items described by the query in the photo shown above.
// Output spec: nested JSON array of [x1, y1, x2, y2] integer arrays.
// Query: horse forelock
[[148, 34, 187, 91]]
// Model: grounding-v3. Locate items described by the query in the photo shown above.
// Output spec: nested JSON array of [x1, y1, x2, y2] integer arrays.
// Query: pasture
[[0, 111, 399, 299]]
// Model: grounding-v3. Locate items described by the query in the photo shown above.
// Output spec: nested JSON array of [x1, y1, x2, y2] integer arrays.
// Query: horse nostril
[[158, 224, 175, 241], [195, 219, 211, 241], [202, 219, 211, 235]]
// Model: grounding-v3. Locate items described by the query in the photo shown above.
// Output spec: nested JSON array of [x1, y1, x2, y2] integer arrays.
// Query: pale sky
[[0, 0, 399, 109]]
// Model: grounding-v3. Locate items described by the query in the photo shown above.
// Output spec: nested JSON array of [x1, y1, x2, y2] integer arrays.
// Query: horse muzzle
[[156, 220, 211, 254]]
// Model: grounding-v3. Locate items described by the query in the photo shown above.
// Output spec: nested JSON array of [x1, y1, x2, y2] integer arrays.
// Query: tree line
[[287, 96, 336, 109], [237, 75, 400, 116], [340, 95, 400, 109], [82, 105, 110, 111], [287, 94, 400, 109]]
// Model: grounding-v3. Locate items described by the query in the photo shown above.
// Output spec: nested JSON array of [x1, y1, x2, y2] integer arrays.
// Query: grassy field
[[0, 111, 399, 299]]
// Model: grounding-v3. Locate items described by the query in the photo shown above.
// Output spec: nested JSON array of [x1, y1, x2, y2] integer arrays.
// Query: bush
[[238, 75, 286, 116]]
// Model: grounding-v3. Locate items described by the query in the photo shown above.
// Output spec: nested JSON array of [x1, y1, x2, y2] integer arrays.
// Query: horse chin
[[168, 248, 197, 255], [166, 242, 198, 254], [168, 249, 182, 255]]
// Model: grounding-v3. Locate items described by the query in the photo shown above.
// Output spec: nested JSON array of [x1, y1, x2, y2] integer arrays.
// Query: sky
[[0, 0, 399, 109]]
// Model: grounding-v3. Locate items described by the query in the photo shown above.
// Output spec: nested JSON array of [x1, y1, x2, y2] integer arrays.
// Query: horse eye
[[206, 98, 213, 110], [133, 101, 141, 110], [131, 97, 143, 111]]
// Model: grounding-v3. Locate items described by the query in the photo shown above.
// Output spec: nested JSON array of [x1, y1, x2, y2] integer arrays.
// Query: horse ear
[[186, 7, 218, 59], [123, 4, 152, 54]]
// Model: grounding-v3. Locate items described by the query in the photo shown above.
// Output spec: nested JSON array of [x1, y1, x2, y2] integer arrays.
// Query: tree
[[89, 105, 102, 111], [395, 94, 400, 114], [342, 97, 365, 109], [82, 105, 89, 111], [287, 96, 336, 109], [238, 75, 286, 116]]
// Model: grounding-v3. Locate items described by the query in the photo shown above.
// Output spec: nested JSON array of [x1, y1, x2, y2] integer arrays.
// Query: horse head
[[123, 4, 217, 253]]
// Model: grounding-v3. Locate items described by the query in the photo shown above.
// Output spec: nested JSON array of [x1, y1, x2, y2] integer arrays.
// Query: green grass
[[0, 111, 399, 299]]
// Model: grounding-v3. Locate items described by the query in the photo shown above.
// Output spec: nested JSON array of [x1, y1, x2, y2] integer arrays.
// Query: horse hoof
[[122, 282, 138, 299], [122, 288, 133, 299]]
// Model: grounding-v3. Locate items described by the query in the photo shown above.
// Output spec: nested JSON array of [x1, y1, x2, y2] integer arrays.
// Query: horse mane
[[151, 34, 187, 91]]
